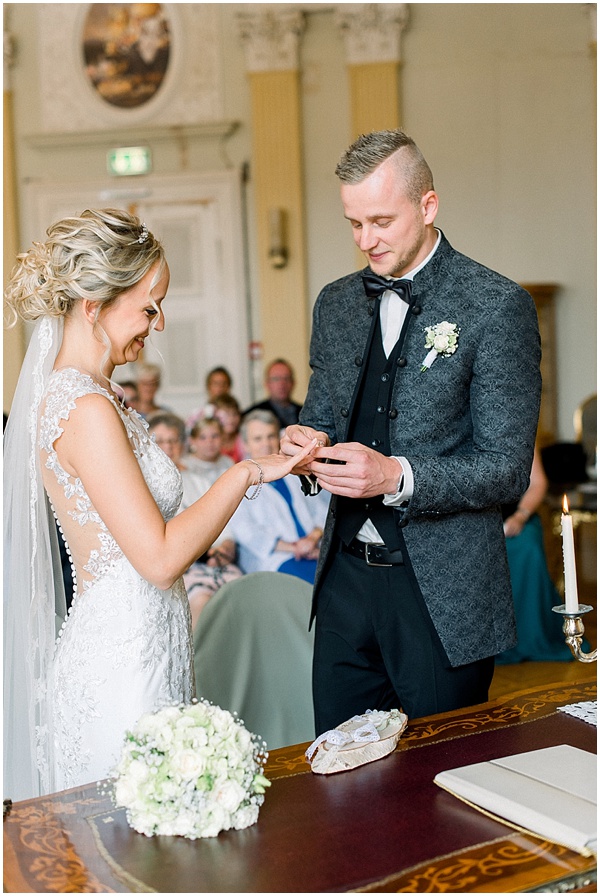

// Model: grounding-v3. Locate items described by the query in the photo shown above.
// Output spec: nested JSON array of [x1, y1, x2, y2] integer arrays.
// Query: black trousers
[[312, 549, 495, 734]]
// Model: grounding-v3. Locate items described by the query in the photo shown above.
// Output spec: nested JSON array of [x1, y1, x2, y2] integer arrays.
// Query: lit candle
[[561, 495, 579, 613]]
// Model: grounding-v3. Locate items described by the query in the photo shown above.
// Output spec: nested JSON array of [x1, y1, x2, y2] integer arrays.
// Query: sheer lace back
[[37, 367, 193, 791], [39, 368, 182, 598]]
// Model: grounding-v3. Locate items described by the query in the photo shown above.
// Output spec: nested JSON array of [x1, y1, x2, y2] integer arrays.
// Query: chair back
[[194, 571, 315, 750]]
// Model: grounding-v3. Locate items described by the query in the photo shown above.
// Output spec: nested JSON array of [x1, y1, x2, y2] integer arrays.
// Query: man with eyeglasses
[[244, 358, 303, 430]]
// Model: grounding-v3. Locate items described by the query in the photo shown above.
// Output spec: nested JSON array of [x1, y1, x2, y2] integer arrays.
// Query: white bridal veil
[[3, 316, 67, 800]]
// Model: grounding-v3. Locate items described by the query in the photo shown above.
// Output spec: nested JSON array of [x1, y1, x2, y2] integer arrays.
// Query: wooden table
[[4, 680, 597, 893]]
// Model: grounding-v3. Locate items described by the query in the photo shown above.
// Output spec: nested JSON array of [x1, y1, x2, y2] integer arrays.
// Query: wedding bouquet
[[110, 700, 271, 839]]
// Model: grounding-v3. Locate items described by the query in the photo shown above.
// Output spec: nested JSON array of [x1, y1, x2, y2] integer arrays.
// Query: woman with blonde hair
[[3, 208, 316, 800]]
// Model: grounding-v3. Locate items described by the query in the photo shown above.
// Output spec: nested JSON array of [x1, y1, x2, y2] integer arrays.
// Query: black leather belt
[[341, 538, 404, 567]]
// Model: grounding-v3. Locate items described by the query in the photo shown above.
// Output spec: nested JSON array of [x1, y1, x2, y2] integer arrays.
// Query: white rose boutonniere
[[421, 321, 460, 372]]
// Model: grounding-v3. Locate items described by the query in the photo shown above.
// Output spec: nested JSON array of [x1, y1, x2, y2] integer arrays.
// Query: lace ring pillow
[[306, 709, 408, 775]]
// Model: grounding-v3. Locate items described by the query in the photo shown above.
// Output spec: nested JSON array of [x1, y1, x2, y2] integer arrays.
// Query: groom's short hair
[[335, 129, 434, 203]]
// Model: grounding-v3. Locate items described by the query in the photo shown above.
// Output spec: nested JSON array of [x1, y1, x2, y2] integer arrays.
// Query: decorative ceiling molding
[[236, 6, 305, 73], [335, 3, 409, 65], [36, 4, 224, 133], [24, 121, 239, 151]]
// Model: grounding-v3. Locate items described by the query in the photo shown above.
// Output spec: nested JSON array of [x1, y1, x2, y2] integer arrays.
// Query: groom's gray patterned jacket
[[300, 232, 541, 667]]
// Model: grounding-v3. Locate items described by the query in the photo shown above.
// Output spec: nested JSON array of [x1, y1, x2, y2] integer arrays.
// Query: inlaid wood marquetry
[[4, 680, 596, 894]]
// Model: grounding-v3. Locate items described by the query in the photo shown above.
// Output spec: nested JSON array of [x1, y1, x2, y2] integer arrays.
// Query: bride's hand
[[245, 438, 318, 484], [280, 425, 329, 476]]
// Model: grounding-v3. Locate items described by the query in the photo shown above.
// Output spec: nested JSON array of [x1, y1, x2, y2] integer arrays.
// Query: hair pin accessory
[[137, 223, 149, 244]]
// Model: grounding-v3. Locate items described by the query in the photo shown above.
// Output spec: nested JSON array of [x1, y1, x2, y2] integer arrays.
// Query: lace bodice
[[39, 368, 183, 596], [38, 368, 194, 791]]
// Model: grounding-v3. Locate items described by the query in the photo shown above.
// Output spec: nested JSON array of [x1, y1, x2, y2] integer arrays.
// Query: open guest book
[[434, 744, 597, 857]]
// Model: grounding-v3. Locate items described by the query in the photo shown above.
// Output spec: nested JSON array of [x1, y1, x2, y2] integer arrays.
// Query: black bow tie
[[362, 271, 412, 304]]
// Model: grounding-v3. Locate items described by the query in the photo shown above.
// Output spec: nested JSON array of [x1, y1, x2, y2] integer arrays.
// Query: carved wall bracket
[[335, 3, 410, 65], [236, 6, 305, 73]]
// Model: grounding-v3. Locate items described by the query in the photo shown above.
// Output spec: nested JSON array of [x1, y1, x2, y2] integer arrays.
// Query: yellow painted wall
[[249, 69, 309, 394]]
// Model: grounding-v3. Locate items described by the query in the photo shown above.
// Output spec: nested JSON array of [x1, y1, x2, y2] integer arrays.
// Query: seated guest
[[496, 446, 575, 664], [184, 416, 234, 482], [229, 410, 326, 584], [206, 366, 233, 402], [212, 394, 246, 463], [135, 361, 168, 419], [244, 358, 302, 430], [148, 413, 242, 628], [186, 366, 234, 432], [114, 379, 139, 409]]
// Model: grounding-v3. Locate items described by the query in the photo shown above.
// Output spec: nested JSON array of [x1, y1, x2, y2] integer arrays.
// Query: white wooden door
[[24, 171, 250, 417]]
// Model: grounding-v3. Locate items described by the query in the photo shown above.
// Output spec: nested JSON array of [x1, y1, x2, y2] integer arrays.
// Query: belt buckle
[[364, 543, 392, 567]]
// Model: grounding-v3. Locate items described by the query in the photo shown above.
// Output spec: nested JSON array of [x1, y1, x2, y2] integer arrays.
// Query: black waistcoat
[[336, 301, 411, 550]]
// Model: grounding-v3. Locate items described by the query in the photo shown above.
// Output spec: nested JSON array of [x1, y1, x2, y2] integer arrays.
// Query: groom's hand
[[309, 443, 403, 499], [280, 424, 330, 476]]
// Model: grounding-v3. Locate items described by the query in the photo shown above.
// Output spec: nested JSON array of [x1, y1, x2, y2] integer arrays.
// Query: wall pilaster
[[335, 4, 409, 137], [237, 7, 310, 394]]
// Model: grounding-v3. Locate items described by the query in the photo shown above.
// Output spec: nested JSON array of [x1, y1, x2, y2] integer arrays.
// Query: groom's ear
[[421, 190, 439, 225]]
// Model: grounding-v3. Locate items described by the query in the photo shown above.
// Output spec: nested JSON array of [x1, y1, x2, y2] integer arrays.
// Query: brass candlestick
[[552, 605, 597, 663]]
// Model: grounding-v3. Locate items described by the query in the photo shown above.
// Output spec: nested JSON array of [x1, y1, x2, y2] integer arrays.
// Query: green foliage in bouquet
[[110, 700, 270, 839]]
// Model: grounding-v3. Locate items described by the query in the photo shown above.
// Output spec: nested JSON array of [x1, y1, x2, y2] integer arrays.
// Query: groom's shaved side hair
[[335, 129, 434, 204]]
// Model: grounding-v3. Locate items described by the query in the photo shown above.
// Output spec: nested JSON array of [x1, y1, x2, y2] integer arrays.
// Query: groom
[[281, 129, 541, 733]]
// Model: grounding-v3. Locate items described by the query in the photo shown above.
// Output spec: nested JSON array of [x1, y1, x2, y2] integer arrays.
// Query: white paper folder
[[434, 744, 597, 856]]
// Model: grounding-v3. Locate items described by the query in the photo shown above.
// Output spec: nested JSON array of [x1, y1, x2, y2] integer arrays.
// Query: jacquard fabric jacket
[[300, 232, 542, 666]]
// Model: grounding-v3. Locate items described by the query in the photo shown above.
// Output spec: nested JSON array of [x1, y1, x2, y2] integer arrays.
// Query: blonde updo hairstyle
[[5, 208, 164, 327]]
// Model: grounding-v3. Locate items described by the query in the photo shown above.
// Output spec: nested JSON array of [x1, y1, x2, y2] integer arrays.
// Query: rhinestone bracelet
[[244, 459, 264, 500]]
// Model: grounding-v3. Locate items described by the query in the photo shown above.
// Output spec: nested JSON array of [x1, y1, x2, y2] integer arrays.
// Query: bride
[[3, 208, 316, 801]]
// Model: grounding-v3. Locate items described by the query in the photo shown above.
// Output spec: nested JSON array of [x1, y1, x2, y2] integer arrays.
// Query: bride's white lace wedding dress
[[40, 368, 194, 791]]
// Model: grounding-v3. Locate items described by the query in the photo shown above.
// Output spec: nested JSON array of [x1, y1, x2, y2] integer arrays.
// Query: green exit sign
[[107, 146, 152, 176]]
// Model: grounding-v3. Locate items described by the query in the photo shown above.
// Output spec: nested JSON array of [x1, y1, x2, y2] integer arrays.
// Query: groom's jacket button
[[411, 305, 422, 315], [341, 407, 349, 417], [388, 409, 398, 419], [397, 357, 407, 367], [354, 355, 363, 366]]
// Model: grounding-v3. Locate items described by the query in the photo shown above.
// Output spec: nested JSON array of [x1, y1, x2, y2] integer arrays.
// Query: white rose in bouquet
[[108, 700, 271, 839]]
